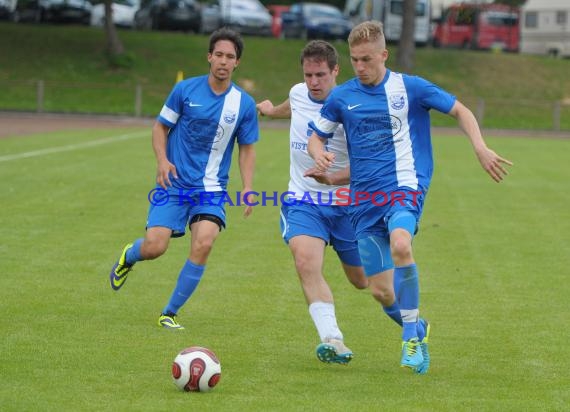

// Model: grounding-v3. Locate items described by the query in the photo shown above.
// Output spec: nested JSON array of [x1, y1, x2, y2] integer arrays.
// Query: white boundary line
[[0, 131, 148, 163]]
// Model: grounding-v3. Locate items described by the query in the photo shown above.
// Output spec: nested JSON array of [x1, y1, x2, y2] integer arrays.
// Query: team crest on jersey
[[390, 94, 406, 110], [223, 111, 237, 124]]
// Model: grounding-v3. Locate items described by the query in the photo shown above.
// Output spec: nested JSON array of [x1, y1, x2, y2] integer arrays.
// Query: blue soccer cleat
[[109, 243, 134, 291], [316, 338, 353, 365], [415, 319, 431, 375], [400, 338, 423, 370]]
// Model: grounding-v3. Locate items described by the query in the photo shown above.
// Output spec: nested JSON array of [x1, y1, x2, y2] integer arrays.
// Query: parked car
[[267, 4, 289, 38], [11, 0, 92, 24], [201, 0, 272, 36], [281, 2, 352, 40], [0, 0, 15, 20], [90, 0, 139, 27], [134, 0, 201, 31]]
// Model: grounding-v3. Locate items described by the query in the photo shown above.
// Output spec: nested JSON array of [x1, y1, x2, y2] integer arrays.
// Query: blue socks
[[125, 238, 144, 265], [383, 303, 403, 326], [395, 264, 420, 341], [163, 260, 205, 315]]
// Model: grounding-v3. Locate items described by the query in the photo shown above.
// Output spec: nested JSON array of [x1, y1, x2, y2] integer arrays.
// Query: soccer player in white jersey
[[308, 21, 512, 373], [258, 41, 418, 365], [109, 28, 259, 330]]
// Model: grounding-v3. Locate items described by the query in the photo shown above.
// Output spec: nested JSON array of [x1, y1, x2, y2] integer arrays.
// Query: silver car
[[201, 0, 272, 36]]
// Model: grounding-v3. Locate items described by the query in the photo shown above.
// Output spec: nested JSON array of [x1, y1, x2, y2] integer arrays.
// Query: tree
[[396, 0, 417, 71], [103, 0, 127, 65]]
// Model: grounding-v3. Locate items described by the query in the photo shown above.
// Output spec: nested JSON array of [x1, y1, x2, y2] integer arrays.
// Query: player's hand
[[314, 151, 335, 172], [156, 160, 178, 189], [256, 100, 273, 117], [243, 190, 255, 218], [304, 167, 333, 185], [476, 147, 513, 183]]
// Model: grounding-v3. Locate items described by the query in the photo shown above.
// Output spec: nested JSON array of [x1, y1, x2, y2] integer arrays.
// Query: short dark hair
[[209, 27, 244, 59], [300, 40, 339, 71]]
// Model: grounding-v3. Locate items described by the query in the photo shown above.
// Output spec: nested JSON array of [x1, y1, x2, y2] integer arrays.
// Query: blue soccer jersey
[[310, 70, 456, 195], [157, 75, 259, 192]]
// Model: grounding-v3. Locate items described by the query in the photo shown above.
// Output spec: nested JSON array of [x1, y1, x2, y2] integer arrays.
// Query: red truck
[[432, 2, 520, 52]]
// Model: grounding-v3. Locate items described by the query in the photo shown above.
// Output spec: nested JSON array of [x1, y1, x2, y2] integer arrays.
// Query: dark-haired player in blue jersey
[[109, 27, 259, 330], [308, 21, 512, 374]]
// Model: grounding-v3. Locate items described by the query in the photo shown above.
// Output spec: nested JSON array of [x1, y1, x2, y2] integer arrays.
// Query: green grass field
[[1, 126, 569, 411]]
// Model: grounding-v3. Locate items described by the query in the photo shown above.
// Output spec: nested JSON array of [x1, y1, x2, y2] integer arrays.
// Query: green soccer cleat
[[316, 338, 353, 365], [400, 338, 423, 370], [109, 243, 134, 291], [415, 319, 431, 375], [158, 313, 185, 330]]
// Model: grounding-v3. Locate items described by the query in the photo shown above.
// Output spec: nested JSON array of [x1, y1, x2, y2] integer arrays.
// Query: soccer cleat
[[415, 319, 431, 375], [400, 338, 423, 370], [109, 243, 135, 291], [158, 313, 185, 330], [316, 338, 353, 365]]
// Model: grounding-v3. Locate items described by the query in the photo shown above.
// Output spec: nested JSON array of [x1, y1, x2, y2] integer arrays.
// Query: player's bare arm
[[256, 98, 292, 118], [449, 100, 513, 183], [304, 165, 350, 185], [152, 121, 178, 189], [307, 132, 335, 172], [238, 143, 256, 217]]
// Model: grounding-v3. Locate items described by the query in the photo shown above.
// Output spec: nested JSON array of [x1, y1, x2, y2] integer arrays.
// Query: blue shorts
[[146, 190, 227, 238], [280, 202, 361, 267], [349, 187, 425, 240]]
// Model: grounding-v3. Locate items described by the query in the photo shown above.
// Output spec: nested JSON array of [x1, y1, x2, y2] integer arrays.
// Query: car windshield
[[305, 4, 342, 18], [228, 0, 265, 12]]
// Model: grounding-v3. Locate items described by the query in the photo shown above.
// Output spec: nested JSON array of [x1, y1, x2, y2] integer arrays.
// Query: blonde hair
[[348, 20, 386, 49]]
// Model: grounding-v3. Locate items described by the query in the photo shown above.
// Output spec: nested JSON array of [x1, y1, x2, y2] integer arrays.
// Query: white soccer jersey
[[288, 83, 349, 202]]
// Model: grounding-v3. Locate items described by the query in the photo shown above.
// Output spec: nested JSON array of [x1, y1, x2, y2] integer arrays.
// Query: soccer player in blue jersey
[[308, 21, 512, 373], [109, 28, 259, 330], [257, 41, 426, 366]]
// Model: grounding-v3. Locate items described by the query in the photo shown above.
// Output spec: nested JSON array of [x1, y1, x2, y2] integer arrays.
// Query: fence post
[[476, 98, 485, 126], [134, 84, 142, 117], [553, 101, 561, 131], [37, 80, 44, 113]]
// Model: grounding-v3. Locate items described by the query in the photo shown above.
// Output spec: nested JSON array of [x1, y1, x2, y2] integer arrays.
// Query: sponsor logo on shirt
[[223, 111, 237, 124], [390, 95, 406, 110]]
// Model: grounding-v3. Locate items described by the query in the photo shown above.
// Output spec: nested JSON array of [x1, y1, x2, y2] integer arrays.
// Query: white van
[[520, 0, 570, 58]]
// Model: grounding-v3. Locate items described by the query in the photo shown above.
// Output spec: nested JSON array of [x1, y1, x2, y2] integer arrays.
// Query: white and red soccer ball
[[172, 346, 221, 392]]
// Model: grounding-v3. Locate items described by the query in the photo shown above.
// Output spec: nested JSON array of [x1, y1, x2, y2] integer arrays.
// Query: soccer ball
[[172, 346, 221, 392]]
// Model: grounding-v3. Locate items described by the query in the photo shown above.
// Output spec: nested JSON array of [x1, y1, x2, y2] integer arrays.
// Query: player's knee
[[390, 236, 413, 261], [293, 252, 314, 276], [193, 237, 215, 257]]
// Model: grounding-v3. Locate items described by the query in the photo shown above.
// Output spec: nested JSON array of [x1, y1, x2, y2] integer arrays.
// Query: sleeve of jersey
[[157, 82, 183, 128], [308, 100, 339, 139], [414, 76, 457, 114], [236, 98, 260, 145]]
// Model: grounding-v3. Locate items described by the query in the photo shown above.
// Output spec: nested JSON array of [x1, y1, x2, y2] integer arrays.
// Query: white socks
[[309, 301, 343, 342]]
